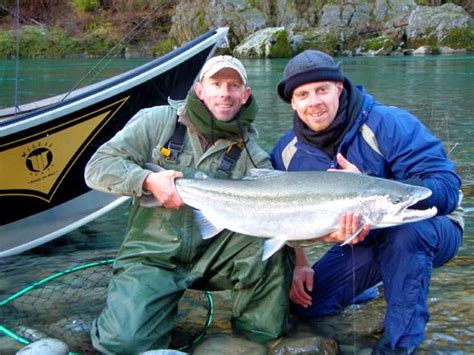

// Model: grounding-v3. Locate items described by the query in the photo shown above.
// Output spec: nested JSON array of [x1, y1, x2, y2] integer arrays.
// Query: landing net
[[0, 259, 213, 353]]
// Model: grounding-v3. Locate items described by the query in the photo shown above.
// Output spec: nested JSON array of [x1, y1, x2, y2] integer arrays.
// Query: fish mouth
[[394, 206, 438, 224], [378, 187, 437, 227]]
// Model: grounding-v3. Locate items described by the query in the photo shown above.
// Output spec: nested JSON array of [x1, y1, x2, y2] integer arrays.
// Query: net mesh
[[0, 260, 213, 353], [0, 261, 112, 353]]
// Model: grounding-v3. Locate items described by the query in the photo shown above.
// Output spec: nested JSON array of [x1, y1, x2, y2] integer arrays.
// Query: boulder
[[16, 338, 69, 355], [167, 0, 472, 55], [193, 333, 267, 354], [170, 0, 268, 48], [268, 336, 338, 355], [291, 26, 351, 56], [374, 0, 417, 24], [413, 45, 435, 55], [233, 27, 291, 58], [407, 3, 474, 49]]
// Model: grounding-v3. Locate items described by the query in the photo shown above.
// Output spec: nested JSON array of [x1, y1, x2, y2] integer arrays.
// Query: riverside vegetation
[[0, 0, 473, 59]]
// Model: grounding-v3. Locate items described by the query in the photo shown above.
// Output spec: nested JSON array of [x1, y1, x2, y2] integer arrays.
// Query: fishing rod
[[60, 0, 174, 103]]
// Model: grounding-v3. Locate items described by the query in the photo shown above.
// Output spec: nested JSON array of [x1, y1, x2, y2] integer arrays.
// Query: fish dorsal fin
[[193, 209, 225, 239], [262, 238, 287, 261], [245, 168, 285, 180]]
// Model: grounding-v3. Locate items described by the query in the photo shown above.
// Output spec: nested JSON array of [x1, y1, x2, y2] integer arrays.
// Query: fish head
[[363, 182, 437, 228]]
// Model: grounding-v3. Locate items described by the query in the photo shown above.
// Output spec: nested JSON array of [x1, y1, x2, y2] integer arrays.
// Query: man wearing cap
[[85, 55, 292, 353], [271, 50, 463, 353]]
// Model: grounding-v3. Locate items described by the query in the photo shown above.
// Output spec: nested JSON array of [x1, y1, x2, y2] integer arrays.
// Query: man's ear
[[290, 97, 297, 111], [194, 82, 203, 100], [337, 81, 343, 97], [242, 86, 251, 104]]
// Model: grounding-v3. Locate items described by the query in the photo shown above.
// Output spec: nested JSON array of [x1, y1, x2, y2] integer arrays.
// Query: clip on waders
[[160, 120, 187, 161]]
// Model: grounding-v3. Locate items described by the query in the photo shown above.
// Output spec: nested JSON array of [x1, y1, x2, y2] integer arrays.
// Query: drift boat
[[0, 27, 229, 257]]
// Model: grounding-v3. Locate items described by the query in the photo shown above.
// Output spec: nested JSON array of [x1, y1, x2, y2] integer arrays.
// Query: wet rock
[[413, 45, 435, 55], [13, 326, 48, 342], [192, 333, 266, 354], [47, 316, 93, 352], [304, 301, 385, 341], [140, 350, 188, 355], [268, 335, 338, 354], [0, 335, 23, 354], [16, 338, 69, 355], [438, 46, 467, 54]]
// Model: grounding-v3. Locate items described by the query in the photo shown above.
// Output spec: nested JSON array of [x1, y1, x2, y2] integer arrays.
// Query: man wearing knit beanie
[[271, 50, 463, 354]]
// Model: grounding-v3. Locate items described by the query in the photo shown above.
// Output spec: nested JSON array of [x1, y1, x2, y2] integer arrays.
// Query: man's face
[[291, 81, 343, 132], [194, 68, 251, 122]]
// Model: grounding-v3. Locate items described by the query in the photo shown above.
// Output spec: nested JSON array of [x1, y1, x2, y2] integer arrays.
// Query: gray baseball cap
[[199, 55, 248, 85]]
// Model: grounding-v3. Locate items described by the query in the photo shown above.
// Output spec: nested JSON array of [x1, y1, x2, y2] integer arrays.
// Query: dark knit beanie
[[277, 50, 344, 102]]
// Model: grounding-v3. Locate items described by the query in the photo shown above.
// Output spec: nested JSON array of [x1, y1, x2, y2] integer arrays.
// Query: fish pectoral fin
[[262, 238, 287, 261], [193, 209, 225, 240], [340, 224, 365, 246], [245, 168, 285, 180]]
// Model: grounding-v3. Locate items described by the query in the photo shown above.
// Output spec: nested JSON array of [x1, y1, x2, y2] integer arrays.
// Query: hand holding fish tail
[[290, 249, 314, 307], [143, 170, 184, 209]]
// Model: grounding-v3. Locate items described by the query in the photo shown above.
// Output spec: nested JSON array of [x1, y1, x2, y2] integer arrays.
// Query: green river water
[[0, 55, 473, 353]]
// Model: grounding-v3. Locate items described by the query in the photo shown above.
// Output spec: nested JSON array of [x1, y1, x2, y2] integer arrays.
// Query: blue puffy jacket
[[271, 87, 462, 219]]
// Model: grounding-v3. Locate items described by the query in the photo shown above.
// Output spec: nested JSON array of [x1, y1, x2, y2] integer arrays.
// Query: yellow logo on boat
[[0, 97, 129, 202]]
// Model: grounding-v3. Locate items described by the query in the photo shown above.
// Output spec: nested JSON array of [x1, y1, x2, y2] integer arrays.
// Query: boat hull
[[0, 28, 229, 257]]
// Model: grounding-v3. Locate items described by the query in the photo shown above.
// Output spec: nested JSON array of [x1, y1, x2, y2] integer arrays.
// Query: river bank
[[0, 1, 473, 59]]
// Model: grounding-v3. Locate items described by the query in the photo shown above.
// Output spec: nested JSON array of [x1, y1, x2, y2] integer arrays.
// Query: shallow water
[[0, 55, 473, 353]]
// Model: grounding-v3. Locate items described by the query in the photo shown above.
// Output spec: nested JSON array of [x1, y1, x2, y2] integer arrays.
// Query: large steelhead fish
[[142, 165, 437, 260]]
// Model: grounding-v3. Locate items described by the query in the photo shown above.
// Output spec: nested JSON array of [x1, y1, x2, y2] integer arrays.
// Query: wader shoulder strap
[[218, 143, 244, 175], [160, 118, 186, 161]]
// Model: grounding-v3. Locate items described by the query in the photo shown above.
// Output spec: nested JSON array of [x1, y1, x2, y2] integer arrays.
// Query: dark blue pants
[[291, 216, 462, 349]]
